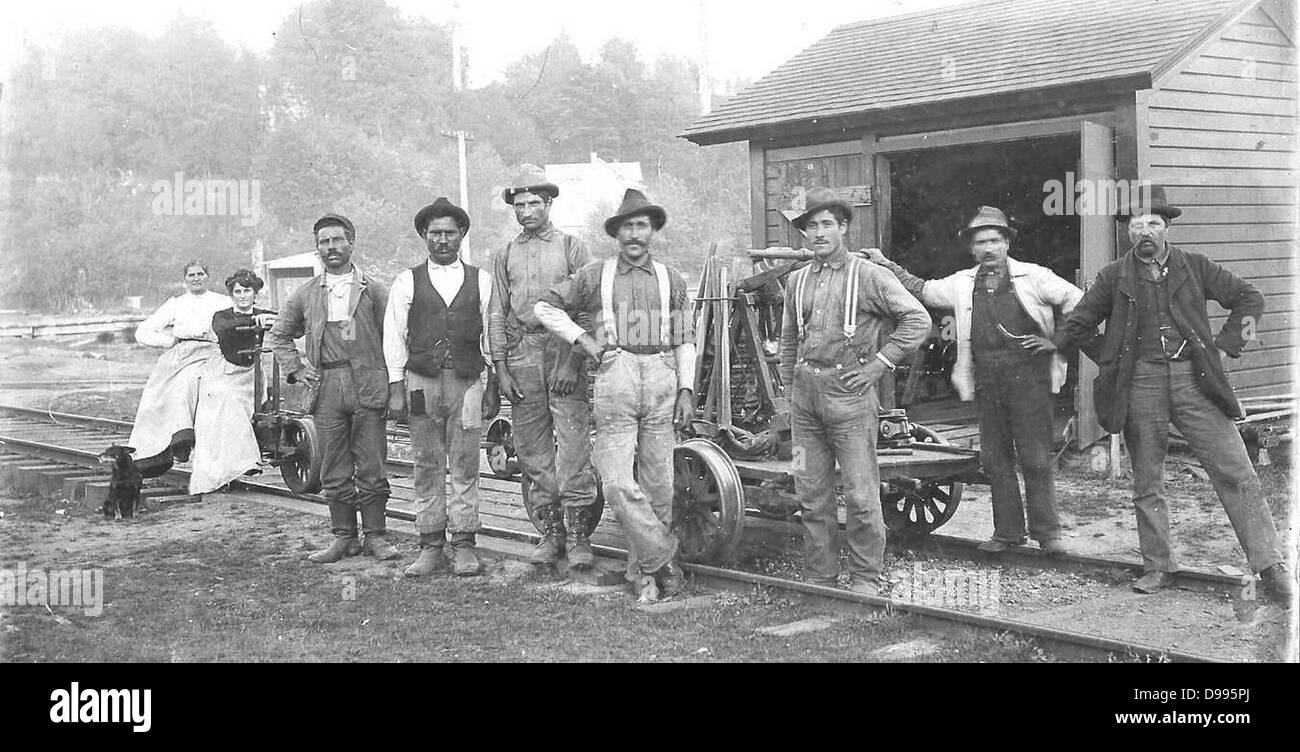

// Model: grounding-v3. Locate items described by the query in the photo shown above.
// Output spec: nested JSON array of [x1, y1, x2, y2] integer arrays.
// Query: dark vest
[[407, 263, 484, 379]]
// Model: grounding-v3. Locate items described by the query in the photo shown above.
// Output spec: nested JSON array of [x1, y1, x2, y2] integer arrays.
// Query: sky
[[0, 0, 970, 89]]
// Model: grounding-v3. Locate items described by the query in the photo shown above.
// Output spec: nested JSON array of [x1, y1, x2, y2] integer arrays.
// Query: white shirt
[[134, 290, 232, 348], [384, 259, 493, 382], [322, 271, 354, 322]]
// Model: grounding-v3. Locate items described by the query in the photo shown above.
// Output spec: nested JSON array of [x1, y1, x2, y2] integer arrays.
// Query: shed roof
[[684, 0, 1244, 144]]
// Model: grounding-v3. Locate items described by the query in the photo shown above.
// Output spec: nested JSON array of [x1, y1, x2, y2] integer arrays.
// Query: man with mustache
[[385, 197, 494, 577], [534, 189, 695, 602], [1063, 186, 1292, 599], [781, 188, 931, 595], [866, 206, 1084, 556], [490, 165, 599, 571], [269, 213, 399, 563]]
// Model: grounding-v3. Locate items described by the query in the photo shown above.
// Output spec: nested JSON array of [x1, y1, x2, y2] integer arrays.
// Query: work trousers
[[591, 350, 678, 580], [316, 369, 390, 536], [1124, 359, 1282, 573], [973, 355, 1061, 543], [406, 368, 483, 535], [790, 362, 885, 585], [506, 331, 597, 512]]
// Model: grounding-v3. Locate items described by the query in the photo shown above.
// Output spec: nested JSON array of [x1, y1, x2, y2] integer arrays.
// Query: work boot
[[651, 562, 685, 598], [1259, 563, 1296, 602], [359, 500, 401, 560], [307, 501, 360, 563], [404, 533, 448, 578], [529, 504, 564, 567], [451, 532, 482, 577], [565, 506, 596, 570]]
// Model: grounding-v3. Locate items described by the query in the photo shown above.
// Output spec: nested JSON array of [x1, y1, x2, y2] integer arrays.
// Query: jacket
[[1063, 244, 1262, 433], [267, 267, 390, 413]]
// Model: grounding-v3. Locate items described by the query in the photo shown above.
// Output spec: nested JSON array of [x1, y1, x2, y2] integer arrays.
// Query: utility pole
[[441, 129, 474, 263]]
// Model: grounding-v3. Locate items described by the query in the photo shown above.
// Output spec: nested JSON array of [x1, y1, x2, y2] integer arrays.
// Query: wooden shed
[[684, 0, 1297, 445]]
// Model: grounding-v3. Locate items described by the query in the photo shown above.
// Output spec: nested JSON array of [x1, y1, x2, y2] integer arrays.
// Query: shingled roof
[[683, 0, 1244, 144]]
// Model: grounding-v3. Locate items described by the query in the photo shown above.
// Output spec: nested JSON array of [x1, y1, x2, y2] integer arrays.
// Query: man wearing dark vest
[[535, 189, 695, 602], [385, 197, 494, 577], [268, 213, 399, 564], [1064, 185, 1292, 599], [490, 165, 599, 570]]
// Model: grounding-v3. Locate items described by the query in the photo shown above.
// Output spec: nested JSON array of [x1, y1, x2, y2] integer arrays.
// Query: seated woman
[[128, 261, 231, 474], [190, 269, 277, 495]]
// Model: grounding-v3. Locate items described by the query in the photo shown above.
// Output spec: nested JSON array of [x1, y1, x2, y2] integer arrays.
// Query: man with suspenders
[[490, 165, 600, 570], [779, 187, 931, 595], [535, 189, 697, 602], [385, 197, 494, 577]]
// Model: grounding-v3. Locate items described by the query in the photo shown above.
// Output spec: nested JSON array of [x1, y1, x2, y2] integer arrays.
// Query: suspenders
[[600, 258, 671, 349], [795, 256, 862, 341]]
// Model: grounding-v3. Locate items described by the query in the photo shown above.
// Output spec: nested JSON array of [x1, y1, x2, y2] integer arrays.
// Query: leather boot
[[404, 533, 448, 577], [308, 501, 360, 563], [451, 532, 482, 576], [360, 500, 401, 561], [565, 506, 595, 570], [529, 504, 564, 567]]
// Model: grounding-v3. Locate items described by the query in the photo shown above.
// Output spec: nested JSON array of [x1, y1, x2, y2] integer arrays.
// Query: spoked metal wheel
[[279, 416, 322, 494], [672, 438, 746, 564], [882, 423, 963, 535], [484, 417, 519, 479]]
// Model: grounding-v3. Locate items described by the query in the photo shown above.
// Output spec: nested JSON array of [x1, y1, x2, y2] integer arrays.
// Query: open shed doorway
[[881, 134, 1083, 444]]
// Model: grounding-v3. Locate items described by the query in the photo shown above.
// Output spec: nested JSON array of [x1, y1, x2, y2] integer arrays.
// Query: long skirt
[[189, 355, 262, 494], [127, 340, 215, 463]]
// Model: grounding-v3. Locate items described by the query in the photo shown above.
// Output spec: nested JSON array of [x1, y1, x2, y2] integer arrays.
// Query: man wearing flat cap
[[535, 188, 695, 601], [780, 188, 930, 596], [490, 165, 599, 570], [1063, 185, 1293, 599], [269, 213, 399, 563], [385, 197, 494, 577], [866, 206, 1084, 557]]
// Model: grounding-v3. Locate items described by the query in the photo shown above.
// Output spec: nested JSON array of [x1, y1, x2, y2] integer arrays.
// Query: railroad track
[[0, 403, 1257, 662]]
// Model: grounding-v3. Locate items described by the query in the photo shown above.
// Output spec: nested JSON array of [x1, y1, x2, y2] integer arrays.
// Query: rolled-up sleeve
[[535, 268, 590, 344], [488, 244, 511, 363], [779, 274, 799, 387], [867, 267, 931, 366]]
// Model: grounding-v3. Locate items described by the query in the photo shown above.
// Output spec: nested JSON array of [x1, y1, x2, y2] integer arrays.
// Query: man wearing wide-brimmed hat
[[1064, 185, 1293, 600], [867, 206, 1085, 557], [534, 188, 696, 602], [780, 188, 930, 596], [269, 213, 399, 564], [384, 197, 495, 577], [490, 165, 599, 571]]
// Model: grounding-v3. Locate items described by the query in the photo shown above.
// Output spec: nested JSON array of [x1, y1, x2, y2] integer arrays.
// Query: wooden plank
[[1077, 119, 1114, 449], [1177, 205, 1298, 224], [1150, 166, 1298, 187], [1164, 223, 1296, 244], [750, 144, 766, 250], [1149, 89, 1297, 117], [1206, 39, 1298, 64], [1150, 128, 1296, 151], [875, 113, 1109, 154], [1220, 23, 1294, 48], [1220, 364, 1295, 390], [1220, 259, 1297, 277], [766, 140, 861, 162], [1183, 55, 1298, 81], [1223, 347, 1296, 371], [1166, 185, 1298, 205], [1162, 72, 1297, 99], [876, 154, 892, 252], [1147, 108, 1296, 133], [1148, 146, 1295, 169], [1178, 240, 1296, 260], [1210, 310, 1295, 331]]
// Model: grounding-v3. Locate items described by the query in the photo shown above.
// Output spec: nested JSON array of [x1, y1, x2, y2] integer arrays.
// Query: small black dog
[[97, 445, 141, 520]]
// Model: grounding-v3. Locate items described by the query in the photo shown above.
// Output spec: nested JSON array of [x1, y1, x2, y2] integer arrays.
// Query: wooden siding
[[1147, 6, 1299, 398]]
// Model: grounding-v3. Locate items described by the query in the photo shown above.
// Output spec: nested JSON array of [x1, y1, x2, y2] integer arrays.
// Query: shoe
[[651, 562, 685, 598], [1259, 563, 1296, 602], [565, 506, 596, 570], [847, 579, 880, 597], [308, 535, 360, 564], [529, 504, 564, 567], [1038, 539, 1068, 557], [363, 534, 402, 561], [977, 537, 1026, 553], [1132, 570, 1176, 594], [451, 533, 482, 576], [404, 534, 448, 577]]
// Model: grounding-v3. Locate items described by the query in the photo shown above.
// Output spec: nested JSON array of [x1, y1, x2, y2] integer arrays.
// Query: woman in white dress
[[128, 261, 231, 473], [189, 269, 277, 494]]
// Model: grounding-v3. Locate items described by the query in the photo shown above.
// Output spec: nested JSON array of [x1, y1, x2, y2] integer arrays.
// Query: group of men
[[265, 167, 691, 599], [265, 168, 1293, 605]]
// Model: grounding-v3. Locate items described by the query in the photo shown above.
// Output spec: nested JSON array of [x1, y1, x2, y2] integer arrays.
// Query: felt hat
[[957, 206, 1016, 240], [603, 188, 667, 237], [501, 164, 560, 204], [413, 197, 470, 236], [791, 187, 854, 230], [1115, 183, 1182, 222]]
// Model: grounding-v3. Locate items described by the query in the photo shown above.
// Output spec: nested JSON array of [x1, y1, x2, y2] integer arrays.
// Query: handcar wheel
[[280, 416, 323, 494], [882, 422, 963, 535], [484, 417, 518, 479], [672, 438, 745, 564]]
